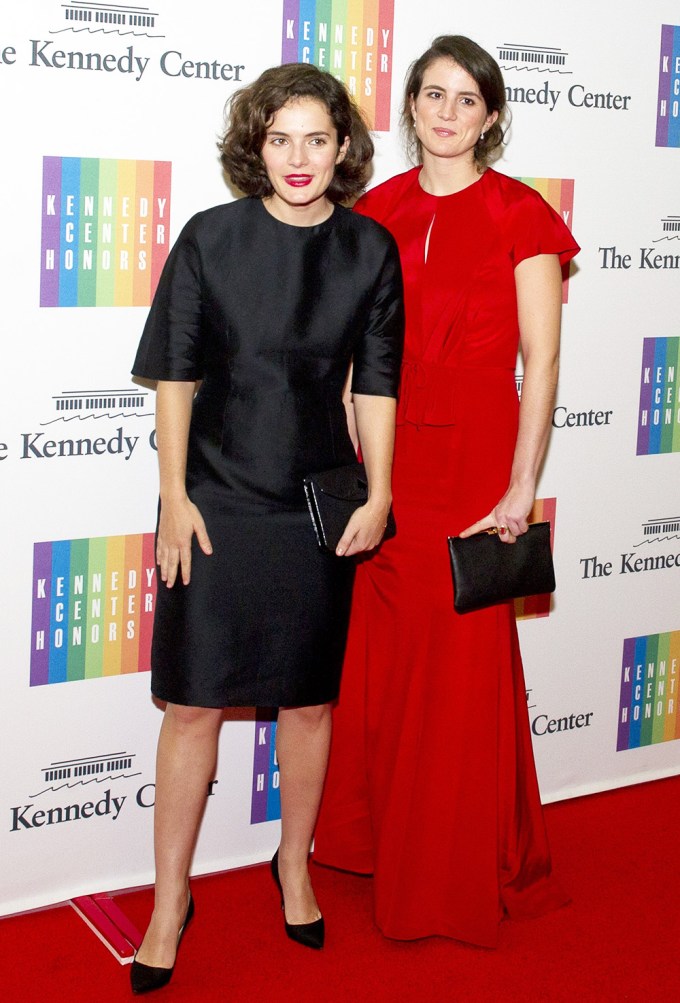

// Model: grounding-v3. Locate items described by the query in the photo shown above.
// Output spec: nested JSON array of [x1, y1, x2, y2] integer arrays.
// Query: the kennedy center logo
[[500, 40, 630, 114], [40, 157, 171, 307], [9, 387, 153, 465], [579, 515, 680, 582], [30, 534, 157, 686], [281, 0, 394, 131], [637, 517, 680, 546], [52, 2, 163, 37], [636, 337, 680, 454], [37, 752, 140, 791], [599, 215, 680, 272], [656, 24, 680, 147], [617, 631, 680, 750], [9, 750, 157, 834], [498, 42, 571, 76], [41, 388, 153, 425]]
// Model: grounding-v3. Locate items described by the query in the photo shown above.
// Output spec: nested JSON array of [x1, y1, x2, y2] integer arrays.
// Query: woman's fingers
[[459, 512, 521, 544], [193, 515, 213, 557], [157, 540, 181, 587], [458, 513, 496, 538], [157, 501, 213, 586], [336, 506, 387, 556], [179, 541, 193, 586]]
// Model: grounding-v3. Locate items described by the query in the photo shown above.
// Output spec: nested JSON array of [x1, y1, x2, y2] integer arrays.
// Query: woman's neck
[[418, 153, 484, 196], [262, 194, 334, 227]]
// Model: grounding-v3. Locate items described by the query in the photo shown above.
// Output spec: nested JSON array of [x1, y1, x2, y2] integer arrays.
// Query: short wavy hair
[[401, 35, 508, 171], [219, 63, 374, 204]]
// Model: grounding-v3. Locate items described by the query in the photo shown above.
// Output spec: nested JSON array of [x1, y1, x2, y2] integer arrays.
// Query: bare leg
[[275, 702, 331, 924], [135, 702, 223, 968]]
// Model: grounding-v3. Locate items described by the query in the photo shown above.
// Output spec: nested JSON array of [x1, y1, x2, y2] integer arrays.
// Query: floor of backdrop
[[2, 775, 678, 1003]]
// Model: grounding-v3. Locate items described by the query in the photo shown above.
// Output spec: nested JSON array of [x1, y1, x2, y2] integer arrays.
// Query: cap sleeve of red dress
[[506, 184, 580, 268], [131, 214, 205, 382]]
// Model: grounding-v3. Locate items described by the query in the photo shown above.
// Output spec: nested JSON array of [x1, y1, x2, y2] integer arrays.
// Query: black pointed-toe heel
[[271, 849, 325, 950], [130, 893, 195, 995]]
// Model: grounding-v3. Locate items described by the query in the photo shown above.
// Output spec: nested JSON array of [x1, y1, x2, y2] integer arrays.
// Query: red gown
[[314, 167, 580, 946]]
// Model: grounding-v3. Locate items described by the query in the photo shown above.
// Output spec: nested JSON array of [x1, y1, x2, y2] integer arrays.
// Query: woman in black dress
[[129, 63, 403, 992]]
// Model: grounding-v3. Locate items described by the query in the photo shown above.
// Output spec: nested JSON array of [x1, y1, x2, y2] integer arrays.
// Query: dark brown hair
[[401, 35, 508, 170], [219, 63, 374, 203]]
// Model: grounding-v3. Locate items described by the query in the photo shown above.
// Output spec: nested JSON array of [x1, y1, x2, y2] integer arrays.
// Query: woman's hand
[[336, 501, 391, 557], [157, 494, 213, 586], [459, 482, 535, 545]]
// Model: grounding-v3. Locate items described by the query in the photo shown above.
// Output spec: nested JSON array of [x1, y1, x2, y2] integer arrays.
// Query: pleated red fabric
[[314, 168, 579, 946]]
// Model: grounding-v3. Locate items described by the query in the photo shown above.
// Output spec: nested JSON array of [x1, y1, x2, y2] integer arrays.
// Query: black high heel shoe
[[270, 849, 325, 950], [130, 893, 195, 995]]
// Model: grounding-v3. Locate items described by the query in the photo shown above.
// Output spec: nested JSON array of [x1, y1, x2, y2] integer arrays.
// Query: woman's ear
[[485, 109, 499, 132], [336, 135, 351, 164]]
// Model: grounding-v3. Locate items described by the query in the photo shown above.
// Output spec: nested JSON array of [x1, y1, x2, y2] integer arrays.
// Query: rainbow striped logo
[[281, 1, 395, 131], [40, 157, 171, 307], [515, 178, 575, 303], [617, 631, 680, 749], [637, 337, 680, 454], [251, 716, 281, 823], [30, 534, 157, 686], [656, 25, 680, 147], [515, 498, 556, 620]]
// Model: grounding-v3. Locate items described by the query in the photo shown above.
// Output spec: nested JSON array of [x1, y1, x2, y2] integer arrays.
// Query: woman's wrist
[[160, 485, 189, 504], [508, 470, 537, 492], [365, 495, 392, 520]]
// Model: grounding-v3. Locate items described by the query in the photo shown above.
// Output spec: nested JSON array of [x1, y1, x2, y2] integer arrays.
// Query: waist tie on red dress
[[397, 357, 517, 427]]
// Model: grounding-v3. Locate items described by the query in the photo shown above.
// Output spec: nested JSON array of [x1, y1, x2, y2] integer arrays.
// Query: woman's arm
[[342, 362, 359, 453], [335, 393, 397, 557], [155, 380, 212, 585], [460, 253, 563, 543]]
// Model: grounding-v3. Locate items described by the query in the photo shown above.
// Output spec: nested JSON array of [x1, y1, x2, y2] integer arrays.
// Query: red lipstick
[[284, 175, 313, 187]]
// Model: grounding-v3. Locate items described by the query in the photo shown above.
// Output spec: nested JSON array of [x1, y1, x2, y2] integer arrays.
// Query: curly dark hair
[[401, 35, 508, 171], [218, 63, 374, 203]]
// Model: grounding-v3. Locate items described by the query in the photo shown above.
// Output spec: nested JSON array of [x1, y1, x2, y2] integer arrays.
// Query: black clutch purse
[[303, 462, 396, 553], [447, 521, 555, 614]]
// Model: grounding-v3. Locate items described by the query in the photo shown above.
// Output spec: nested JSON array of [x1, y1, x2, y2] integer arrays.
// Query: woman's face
[[410, 58, 498, 165], [261, 97, 349, 219]]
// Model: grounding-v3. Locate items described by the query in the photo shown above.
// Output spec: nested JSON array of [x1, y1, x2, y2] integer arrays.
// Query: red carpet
[[2, 775, 679, 1002]]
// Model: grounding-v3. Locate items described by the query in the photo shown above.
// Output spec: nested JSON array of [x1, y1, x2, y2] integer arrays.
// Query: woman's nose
[[288, 142, 308, 166]]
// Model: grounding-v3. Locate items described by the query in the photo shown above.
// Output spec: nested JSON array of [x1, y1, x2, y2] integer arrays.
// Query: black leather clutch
[[447, 521, 555, 614], [303, 462, 396, 553]]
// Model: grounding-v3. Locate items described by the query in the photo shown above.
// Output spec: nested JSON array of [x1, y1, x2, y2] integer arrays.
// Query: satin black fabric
[[132, 198, 404, 707]]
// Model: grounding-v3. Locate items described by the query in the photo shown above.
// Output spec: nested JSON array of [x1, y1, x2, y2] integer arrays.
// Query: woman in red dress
[[314, 35, 580, 947]]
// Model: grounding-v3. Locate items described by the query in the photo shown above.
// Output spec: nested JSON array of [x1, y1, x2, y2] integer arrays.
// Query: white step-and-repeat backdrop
[[1, 0, 678, 916]]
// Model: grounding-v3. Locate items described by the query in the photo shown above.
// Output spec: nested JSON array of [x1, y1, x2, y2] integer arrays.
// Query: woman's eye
[[310, 137, 326, 146]]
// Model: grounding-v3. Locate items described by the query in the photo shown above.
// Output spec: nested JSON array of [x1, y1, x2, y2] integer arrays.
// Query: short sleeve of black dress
[[133, 216, 205, 381], [350, 220, 404, 397]]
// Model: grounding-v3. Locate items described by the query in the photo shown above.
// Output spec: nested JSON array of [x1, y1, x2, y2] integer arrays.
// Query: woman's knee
[[279, 702, 331, 730], [164, 702, 222, 734]]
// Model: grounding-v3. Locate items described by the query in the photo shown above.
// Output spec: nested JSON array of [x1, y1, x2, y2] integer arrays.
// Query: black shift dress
[[132, 198, 404, 708]]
